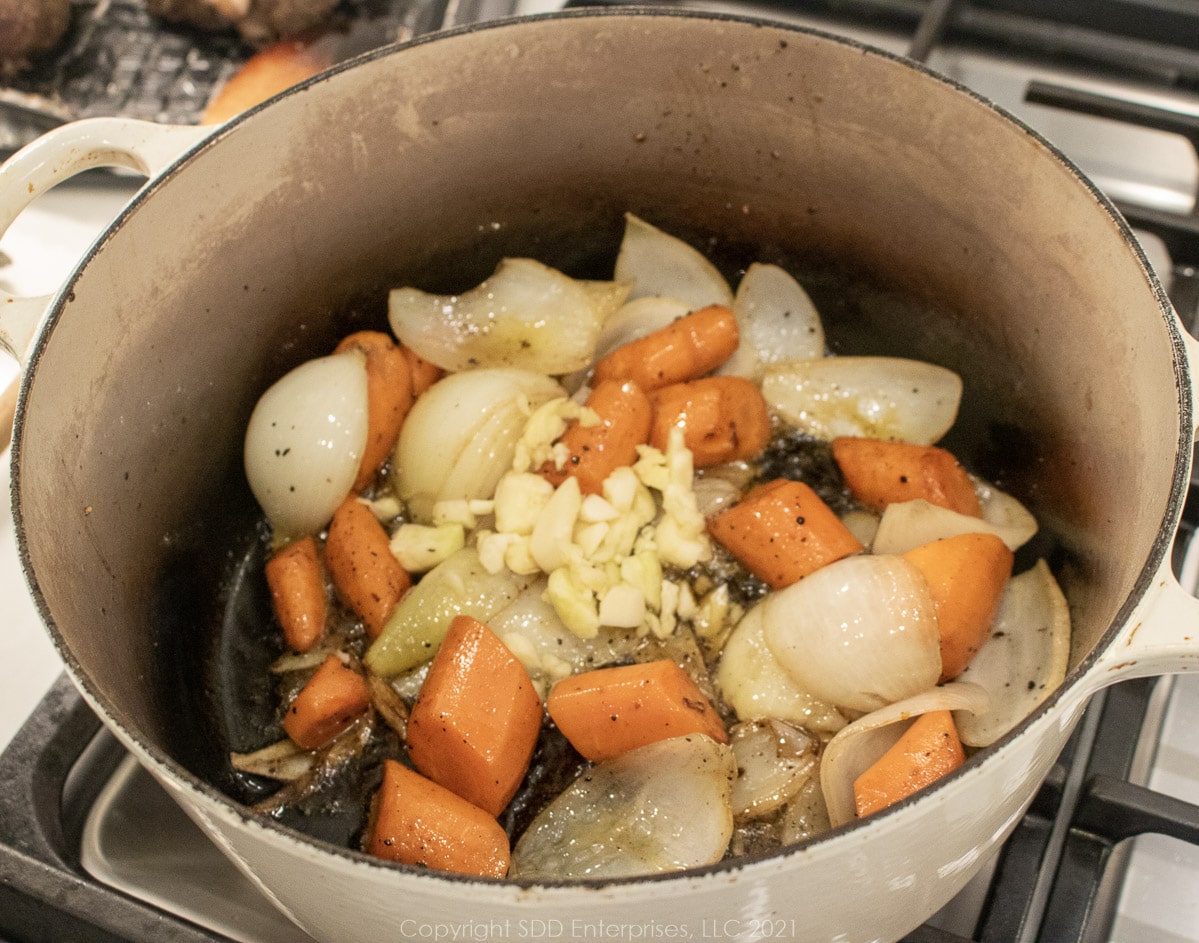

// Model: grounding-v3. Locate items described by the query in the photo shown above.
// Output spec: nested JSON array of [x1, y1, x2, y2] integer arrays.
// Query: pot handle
[[0, 117, 213, 364], [1084, 539, 1199, 691]]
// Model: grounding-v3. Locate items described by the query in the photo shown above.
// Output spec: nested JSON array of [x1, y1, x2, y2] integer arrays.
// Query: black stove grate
[[0, 0, 450, 155]]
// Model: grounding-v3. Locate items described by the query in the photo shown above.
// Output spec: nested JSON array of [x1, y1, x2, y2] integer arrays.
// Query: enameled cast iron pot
[[4, 10, 1199, 942]]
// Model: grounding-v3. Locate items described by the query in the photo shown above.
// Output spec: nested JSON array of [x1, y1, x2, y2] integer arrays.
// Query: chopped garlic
[[512, 397, 598, 473], [432, 499, 494, 529], [359, 494, 403, 523], [598, 583, 646, 629], [546, 566, 600, 638], [495, 473, 554, 534], [530, 476, 583, 572]]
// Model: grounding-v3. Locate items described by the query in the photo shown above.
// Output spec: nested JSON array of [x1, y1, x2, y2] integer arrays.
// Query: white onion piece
[[954, 560, 1070, 747], [729, 719, 817, 822], [761, 356, 962, 445], [716, 606, 847, 735], [388, 258, 624, 375], [230, 738, 316, 782], [692, 474, 742, 519], [394, 369, 563, 522], [488, 580, 641, 685], [975, 476, 1040, 548], [721, 263, 824, 379], [614, 213, 733, 309], [872, 489, 1037, 556], [778, 775, 831, 845], [510, 735, 735, 880], [244, 350, 368, 539], [762, 555, 942, 713], [841, 509, 881, 549], [595, 296, 691, 361], [820, 682, 990, 827], [364, 547, 534, 675]]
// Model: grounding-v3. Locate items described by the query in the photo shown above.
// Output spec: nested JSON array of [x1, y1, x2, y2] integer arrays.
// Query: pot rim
[[10, 5, 1190, 891]]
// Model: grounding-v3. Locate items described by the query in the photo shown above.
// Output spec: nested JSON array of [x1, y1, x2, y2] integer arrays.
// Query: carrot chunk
[[264, 536, 327, 653], [648, 376, 771, 467], [324, 497, 410, 639], [832, 436, 981, 516], [546, 660, 727, 762], [401, 345, 444, 398], [334, 331, 414, 492], [368, 759, 510, 878], [406, 615, 544, 816], [283, 655, 371, 750], [592, 305, 739, 391], [903, 532, 1014, 681], [853, 710, 966, 818], [541, 380, 653, 495], [707, 478, 863, 589]]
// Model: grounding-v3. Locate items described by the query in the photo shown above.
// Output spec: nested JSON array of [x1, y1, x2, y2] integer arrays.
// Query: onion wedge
[[244, 349, 368, 539], [729, 719, 817, 823], [716, 605, 848, 735], [364, 547, 534, 676], [761, 356, 962, 445], [720, 263, 825, 379], [510, 734, 735, 880], [761, 555, 942, 713], [394, 368, 563, 522], [614, 213, 733, 309], [389, 258, 626, 375], [820, 682, 991, 827], [954, 560, 1070, 747], [872, 486, 1038, 556]]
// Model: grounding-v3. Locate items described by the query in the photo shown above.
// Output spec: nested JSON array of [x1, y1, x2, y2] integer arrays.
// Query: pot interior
[[14, 10, 1184, 842]]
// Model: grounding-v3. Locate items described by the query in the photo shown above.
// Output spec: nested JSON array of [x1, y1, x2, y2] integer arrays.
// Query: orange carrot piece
[[406, 615, 543, 816], [592, 304, 740, 391], [324, 497, 410, 639], [546, 660, 727, 763], [264, 536, 327, 653], [334, 331, 414, 492], [401, 345, 444, 398], [541, 380, 653, 495], [853, 710, 966, 819], [368, 759, 510, 878], [648, 376, 771, 467], [283, 654, 371, 750], [201, 38, 332, 125], [707, 478, 863, 589], [904, 532, 1014, 681], [832, 436, 981, 516]]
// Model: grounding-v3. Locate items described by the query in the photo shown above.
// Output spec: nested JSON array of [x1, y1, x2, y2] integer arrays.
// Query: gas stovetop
[[2, 3, 1199, 942]]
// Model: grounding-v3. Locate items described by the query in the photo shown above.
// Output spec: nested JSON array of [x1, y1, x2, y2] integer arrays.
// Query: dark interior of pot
[[14, 11, 1184, 817]]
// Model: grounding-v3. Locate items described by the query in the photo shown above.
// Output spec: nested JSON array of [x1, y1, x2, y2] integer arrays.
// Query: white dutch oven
[[3, 10, 1199, 943]]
